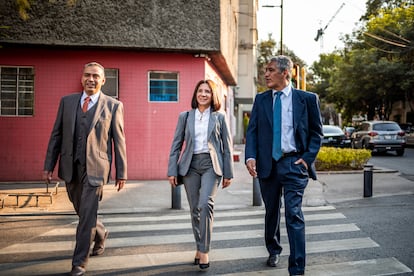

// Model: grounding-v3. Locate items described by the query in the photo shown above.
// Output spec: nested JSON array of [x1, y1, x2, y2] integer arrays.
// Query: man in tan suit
[[43, 62, 127, 276]]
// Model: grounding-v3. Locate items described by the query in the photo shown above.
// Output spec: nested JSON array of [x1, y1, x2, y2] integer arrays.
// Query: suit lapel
[[188, 109, 196, 142], [292, 89, 305, 130], [264, 90, 273, 126], [89, 93, 105, 133], [207, 111, 217, 140], [70, 94, 82, 136]]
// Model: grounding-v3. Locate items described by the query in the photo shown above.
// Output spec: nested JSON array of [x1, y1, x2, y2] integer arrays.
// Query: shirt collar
[[196, 106, 211, 115], [273, 84, 292, 97], [81, 91, 101, 104]]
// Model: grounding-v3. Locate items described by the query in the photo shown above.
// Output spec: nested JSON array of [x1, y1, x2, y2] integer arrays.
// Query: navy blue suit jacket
[[245, 88, 323, 180]]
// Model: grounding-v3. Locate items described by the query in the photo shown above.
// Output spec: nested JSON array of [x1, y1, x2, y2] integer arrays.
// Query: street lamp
[[263, 0, 283, 55]]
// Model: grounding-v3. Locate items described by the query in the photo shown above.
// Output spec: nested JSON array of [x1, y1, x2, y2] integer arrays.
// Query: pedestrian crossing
[[0, 206, 411, 275]]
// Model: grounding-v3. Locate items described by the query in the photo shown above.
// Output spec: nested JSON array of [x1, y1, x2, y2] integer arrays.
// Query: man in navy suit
[[245, 55, 323, 276]]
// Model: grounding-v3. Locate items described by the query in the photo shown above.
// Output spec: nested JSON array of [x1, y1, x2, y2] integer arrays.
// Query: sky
[[257, 0, 367, 65]]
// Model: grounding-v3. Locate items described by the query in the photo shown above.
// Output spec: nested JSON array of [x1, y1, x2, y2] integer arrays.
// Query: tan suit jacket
[[44, 92, 127, 186]]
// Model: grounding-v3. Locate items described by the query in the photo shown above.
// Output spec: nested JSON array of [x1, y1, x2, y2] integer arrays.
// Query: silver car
[[351, 121, 406, 156], [406, 131, 414, 146], [400, 123, 414, 146]]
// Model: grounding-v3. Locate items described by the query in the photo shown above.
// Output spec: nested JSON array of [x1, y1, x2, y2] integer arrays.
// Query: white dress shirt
[[80, 91, 100, 111], [194, 107, 210, 154]]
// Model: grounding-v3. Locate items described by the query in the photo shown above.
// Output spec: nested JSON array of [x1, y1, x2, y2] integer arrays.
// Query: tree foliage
[[256, 34, 306, 93], [310, 0, 414, 125]]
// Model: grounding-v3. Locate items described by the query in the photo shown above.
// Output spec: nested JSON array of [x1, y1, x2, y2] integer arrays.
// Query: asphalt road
[[335, 194, 414, 276], [369, 147, 414, 181]]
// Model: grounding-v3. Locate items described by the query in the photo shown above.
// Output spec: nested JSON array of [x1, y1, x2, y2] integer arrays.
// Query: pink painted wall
[[0, 48, 220, 181]]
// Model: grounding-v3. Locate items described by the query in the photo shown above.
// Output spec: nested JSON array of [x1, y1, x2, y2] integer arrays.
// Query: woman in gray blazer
[[168, 79, 234, 270]]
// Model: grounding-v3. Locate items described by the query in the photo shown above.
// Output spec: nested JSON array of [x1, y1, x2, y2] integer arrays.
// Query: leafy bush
[[315, 147, 371, 171]]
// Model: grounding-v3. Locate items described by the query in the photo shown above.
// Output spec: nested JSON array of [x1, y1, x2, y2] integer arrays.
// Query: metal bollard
[[171, 185, 182, 209], [363, 164, 373, 197], [252, 177, 262, 206]]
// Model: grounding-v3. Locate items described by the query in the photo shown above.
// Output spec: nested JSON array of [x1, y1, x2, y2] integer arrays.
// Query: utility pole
[[263, 0, 283, 55]]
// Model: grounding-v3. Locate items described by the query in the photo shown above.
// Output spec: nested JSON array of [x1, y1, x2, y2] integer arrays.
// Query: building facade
[[234, 0, 258, 143], [0, 0, 245, 181]]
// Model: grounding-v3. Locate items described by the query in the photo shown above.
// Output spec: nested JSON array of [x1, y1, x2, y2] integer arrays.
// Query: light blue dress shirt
[[273, 84, 297, 153]]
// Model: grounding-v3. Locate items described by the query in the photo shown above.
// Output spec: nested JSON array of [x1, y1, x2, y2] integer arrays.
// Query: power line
[[363, 32, 409, 48]]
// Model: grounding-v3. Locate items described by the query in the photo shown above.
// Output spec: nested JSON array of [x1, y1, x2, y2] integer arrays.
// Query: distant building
[[0, 0, 255, 181], [234, 0, 258, 143]]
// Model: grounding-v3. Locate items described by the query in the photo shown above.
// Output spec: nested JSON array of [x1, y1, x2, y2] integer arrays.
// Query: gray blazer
[[44, 92, 127, 186], [168, 109, 234, 180]]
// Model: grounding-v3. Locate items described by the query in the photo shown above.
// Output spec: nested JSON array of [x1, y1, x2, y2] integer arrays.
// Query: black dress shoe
[[70, 266, 86, 276], [193, 258, 200, 265], [91, 230, 109, 256], [199, 262, 210, 271], [266, 254, 280, 267]]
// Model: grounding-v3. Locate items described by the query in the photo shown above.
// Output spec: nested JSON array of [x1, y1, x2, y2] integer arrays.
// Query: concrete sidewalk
[[1, 144, 413, 215]]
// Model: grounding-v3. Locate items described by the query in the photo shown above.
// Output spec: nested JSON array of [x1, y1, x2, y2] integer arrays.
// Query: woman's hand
[[168, 176, 178, 187], [222, 178, 232, 189]]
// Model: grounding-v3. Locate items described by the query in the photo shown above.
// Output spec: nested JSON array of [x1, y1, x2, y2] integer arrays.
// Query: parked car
[[399, 123, 412, 134], [351, 121, 405, 155], [405, 127, 414, 146], [322, 125, 351, 148]]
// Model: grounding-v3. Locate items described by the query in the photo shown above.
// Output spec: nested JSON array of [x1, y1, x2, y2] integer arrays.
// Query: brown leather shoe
[[91, 230, 109, 256], [70, 265, 86, 276]]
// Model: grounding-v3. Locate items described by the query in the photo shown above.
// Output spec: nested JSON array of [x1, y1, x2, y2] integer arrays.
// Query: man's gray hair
[[269, 55, 293, 80], [84, 62, 105, 77]]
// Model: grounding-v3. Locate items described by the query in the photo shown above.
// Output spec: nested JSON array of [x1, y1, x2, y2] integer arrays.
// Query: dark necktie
[[82, 96, 90, 113], [272, 91, 282, 161]]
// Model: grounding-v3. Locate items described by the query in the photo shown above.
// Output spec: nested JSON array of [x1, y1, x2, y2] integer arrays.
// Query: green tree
[[312, 0, 414, 124], [257, 34, 307, 93], [362, 0, 414, 21], [310, 52, 342, 100], [257, 34, 278, 92]]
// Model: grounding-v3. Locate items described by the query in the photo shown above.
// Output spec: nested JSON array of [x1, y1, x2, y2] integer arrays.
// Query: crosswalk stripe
[[2, 257, 410, 276], [78, 212, 345, 224], [42, 212, 345, 236], [0, 223, 360, 254], [1, 205, 410, 276], [43, 222, 358, 238], [220, 258, 413, 276], [0, 238, 380, 275], [92, 206, 336, 223], [100, 205, 336, 217]]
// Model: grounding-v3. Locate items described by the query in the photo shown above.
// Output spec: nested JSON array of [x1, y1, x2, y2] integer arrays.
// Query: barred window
[[0, 66, 34, 116], [102, 68, 119, 99], [148, 71, 179, 102]]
